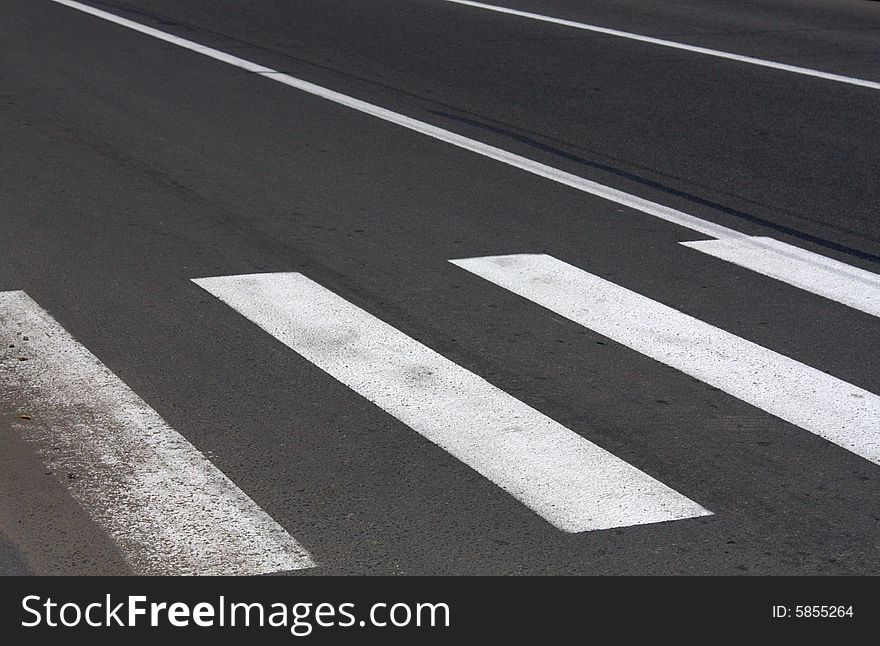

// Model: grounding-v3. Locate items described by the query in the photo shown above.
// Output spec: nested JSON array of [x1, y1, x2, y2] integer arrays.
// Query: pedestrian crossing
[[2, 250, 878, 574]]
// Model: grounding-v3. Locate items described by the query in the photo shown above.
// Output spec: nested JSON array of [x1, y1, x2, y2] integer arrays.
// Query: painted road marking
[[0, 291, 314, 575], [451, 254, 880, 465], [193, 272, 710, 533], [49, 1, 878, 313], [48, 0, 734, 239], [438, 0, 880, 90], [682, 236, 880, 318]]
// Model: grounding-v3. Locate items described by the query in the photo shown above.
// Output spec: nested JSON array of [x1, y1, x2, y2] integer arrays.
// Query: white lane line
[[0, 291, 314, 575], [48, 1, 878, 312], [451, 254, 880, 466], [193, 272, 710, 533], [48, 0, 737, 239], [439, 0, 880, 91], [682, 236, 880, 318]]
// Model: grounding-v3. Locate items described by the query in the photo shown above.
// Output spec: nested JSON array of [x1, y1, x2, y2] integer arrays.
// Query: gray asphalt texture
[[1, 0, 879, 575]]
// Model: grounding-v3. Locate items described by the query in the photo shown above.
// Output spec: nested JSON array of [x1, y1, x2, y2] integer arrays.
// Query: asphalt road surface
[[1, 0, 879, 575]]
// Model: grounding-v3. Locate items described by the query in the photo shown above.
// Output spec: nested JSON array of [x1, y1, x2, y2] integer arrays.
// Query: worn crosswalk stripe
[[451, 254, 880, 465], [0, 290, 314, 575], [193, 272, 710, 533]]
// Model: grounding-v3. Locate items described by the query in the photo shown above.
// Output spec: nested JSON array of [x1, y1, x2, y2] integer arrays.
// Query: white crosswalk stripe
[[681, 236, 880, 319], [450, 253, 880, 466], [192, 271, 711, 533], [0, 290, 314, 575]]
